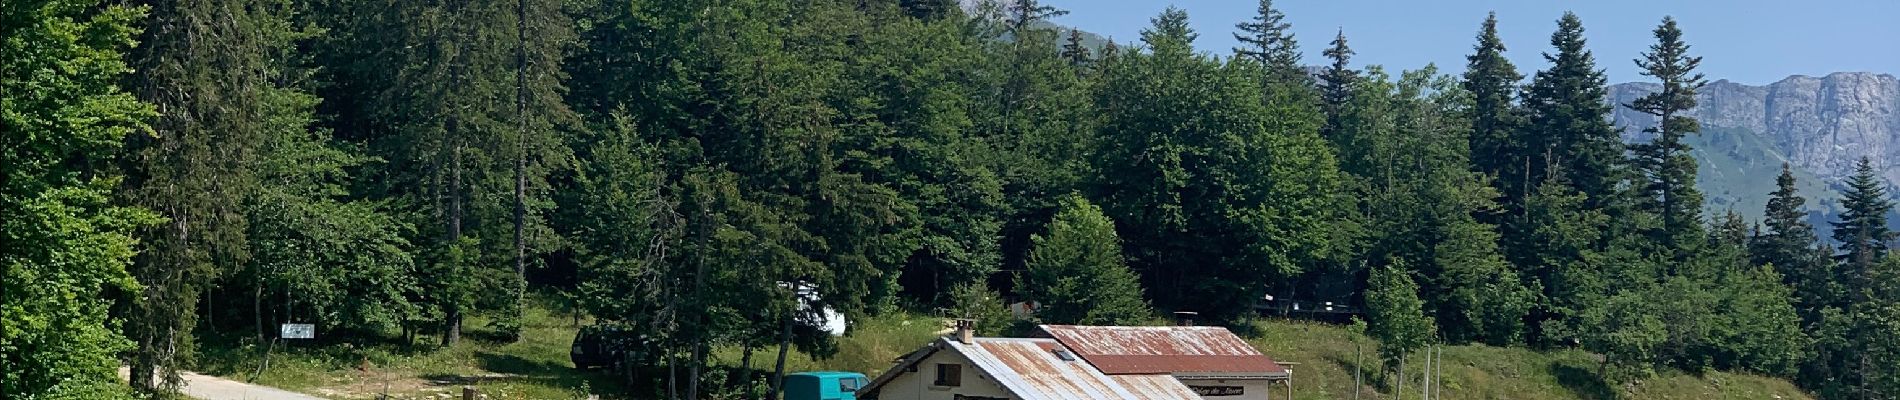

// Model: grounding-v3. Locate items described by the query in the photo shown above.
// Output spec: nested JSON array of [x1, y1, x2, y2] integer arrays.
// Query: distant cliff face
[[1611, 72, 1900, 188]]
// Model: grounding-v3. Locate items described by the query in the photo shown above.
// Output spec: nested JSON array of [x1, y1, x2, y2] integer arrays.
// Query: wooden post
[[462, 385, 475, 400], [1422, 345, 1433, 400]]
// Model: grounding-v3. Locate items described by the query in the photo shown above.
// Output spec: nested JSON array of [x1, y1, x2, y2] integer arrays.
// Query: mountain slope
[[1611, 72, 1900, 223]]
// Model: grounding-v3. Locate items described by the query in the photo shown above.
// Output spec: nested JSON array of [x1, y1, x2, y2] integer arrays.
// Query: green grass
[[195, 301, 622, 399], [196, 303, 1812, 400], [707, 311, 944, 378], [1248, 318, 1813, 400]]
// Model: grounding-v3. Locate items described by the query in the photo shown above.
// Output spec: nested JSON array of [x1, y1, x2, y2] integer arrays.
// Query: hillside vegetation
[[1250, 320, 1813, 400], [12, 0, 1899, 398], [198, 305, 1811, 400]]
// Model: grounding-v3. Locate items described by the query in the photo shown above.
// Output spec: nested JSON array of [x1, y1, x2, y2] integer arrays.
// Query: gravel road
[[120, 367, 328, 400]]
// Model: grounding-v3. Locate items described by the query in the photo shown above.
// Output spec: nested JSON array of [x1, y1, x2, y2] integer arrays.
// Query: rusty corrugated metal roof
[[862, 336, 1201, 400], [1108, 374, 1206, 398], [1038, 325, 1290, 377], [950, 338, 1200, 400]]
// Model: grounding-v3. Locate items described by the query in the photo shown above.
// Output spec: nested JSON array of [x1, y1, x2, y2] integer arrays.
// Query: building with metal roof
[[859, 322, 1292, 400]]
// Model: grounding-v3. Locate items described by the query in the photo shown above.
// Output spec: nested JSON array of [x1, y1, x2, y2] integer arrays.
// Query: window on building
[[934, 363, 962, 387]]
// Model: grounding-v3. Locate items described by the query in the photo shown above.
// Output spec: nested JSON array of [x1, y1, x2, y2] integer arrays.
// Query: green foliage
[[1019, 195, 1152, 326], [946, 282, 1013, 336], [5, 1, 1881, 398], [1752, 166, 1838, 319], [1626, 16, 1709, 258], [1584, 288, 1668, 385], [1365, 263, 1435, 369], [1520, 12, 1621, 207], [1462, 12, 1526, 188], [1319, 29, 1358, 137], [2, 2, 154, 397], [1092, 7, 1344, 325], [1521, 180, 1609, 346], [241, 39, 417, 337], [570, 114, 675, 330], [316, 0, 579, 343], [1832, 157, 1894, 290], [1232, 0, 1304, 83]]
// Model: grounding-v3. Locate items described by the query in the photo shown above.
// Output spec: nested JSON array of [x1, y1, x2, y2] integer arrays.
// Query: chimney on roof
[[954, 319, 974, 344], [1172, 311, 1199, 326]]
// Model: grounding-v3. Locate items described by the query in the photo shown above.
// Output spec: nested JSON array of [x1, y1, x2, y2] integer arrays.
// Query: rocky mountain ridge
[[1610, 72, 1899, 220], [1612, 72, 1899, 185]]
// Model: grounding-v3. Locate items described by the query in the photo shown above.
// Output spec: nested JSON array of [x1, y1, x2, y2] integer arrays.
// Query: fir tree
[[1626, 16, 1708, 258], [1019, 195, 1152, 326], [1141, 7, 1197, 54], [1319, 29, 1358, 139], [1007, 0, 1067, 34], [1832, 157, 1895, 301], [1232, 0, 1303, 82], [900, 0, 962, 20], [1750, 165, 1836, 318], [1060, 28, 1093, 69], [1522, 13, 1621, 207], [1463, 12, 1525, 190], [121, 0, 289, 389]]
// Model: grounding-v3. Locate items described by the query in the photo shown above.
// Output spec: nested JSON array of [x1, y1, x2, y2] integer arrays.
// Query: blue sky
[[1036, 0, 1898, 85]]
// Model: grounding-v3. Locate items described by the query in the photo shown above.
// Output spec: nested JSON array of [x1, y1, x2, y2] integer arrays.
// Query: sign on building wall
[[1190, 385, 1245, 396]]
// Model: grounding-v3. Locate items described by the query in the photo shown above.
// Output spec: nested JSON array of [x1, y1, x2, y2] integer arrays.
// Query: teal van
[[783, 371, 870, 400]]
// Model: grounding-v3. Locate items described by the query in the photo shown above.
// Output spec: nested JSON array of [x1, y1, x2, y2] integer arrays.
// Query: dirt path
[[120, 368, 328, 400]]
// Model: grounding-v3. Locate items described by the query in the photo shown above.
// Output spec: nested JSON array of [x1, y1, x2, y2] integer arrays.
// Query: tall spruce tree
[[1833, 157, 1895, 302], [121, 0, 292, 389], [1522, 13, 1621, 206], [1751, 165, 1836, 318], [1060, 28, 1093, 69], [1462, 12, 1525, 191], [1319, 29, 1358, 139], [1626, 16, 1708, 259], [982, 0, 1092, 300], [2, 1, 157, 397], [1232, 0, 1303, 83]]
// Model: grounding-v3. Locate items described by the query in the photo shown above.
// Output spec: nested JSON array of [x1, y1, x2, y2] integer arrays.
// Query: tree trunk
[[769, 307, 795, 400], [739, 344, 757, 400], [688, 341, 707, 400], [510, 0, 529, 336], [443, 308, 462, 347], [1420, 346, 1431, 400], [1395, 355, 1404, 399], [1353, 341, 1362, 400], [667, 348, 679, 400], [1435, 346, 1444, 400], [686, 207, 712, 400], [255, 279, 266, 342], [444, 131, 464, 347]]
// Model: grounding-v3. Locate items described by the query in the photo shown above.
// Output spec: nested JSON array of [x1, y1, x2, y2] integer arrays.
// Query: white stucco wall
[[869, 347, 1015, 400], [1176, 378, 1280, 400]]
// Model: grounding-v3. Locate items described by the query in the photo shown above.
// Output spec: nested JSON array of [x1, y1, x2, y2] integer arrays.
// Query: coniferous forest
[[5, 0, 1898, 398]]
